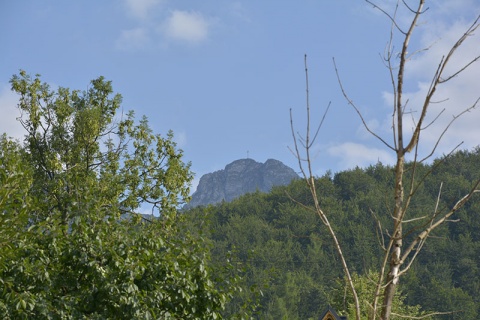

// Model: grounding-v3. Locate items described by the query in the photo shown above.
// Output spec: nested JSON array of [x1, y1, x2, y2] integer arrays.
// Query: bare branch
[[290, 55, 362, 320], [419, 98, 479, 163], [402, 215, 428, 223], [311, 102, 331, 147], [405, 14, 480, 154], [398, 236, 426, 276], [391, 310, 459, 319], [370, 208, 386, 251], [401, 186, 480, 263], [383, 7, 399, 152], [290, 109, 308, 181], [333, 58, 396, 151], [401, 0, 429, 14], [440, 55, 480, 83], [405, 41, 435, 61], [403, 143, 463, 218], [291, 3, 480, 320], [304, 54, 312, 151], [285, 191, 318, 216], [397, 0, 425, 154], [420, 108, 445, 131], [434, 182, 443, 215], [366, 0, 407, 35], [439, 14, 480, 83]]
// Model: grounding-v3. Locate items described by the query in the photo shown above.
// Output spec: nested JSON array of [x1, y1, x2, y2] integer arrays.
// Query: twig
[[333, 57, 395, 151]]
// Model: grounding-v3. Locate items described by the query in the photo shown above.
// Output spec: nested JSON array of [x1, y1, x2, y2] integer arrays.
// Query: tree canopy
[[0, 71, 236, 319], [2, 71, 480, 319], [187, 150, 480, 319]]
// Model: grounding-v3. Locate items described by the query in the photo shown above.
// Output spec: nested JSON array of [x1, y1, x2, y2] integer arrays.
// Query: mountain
[[186, 158, 299, 208]]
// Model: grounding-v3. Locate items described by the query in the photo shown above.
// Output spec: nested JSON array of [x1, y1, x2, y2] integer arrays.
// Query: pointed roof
[[320, 306, 347, 320]]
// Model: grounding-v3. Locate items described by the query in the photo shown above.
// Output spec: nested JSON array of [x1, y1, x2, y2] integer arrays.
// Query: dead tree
[[290, 1, 480, 319]]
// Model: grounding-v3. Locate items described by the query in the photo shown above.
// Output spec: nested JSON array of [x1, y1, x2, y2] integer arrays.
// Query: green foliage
[[189, 153, 480, 319], [5, 71, 479, 318], [331, 270, 430, 320], [0, 72, 235, 318]]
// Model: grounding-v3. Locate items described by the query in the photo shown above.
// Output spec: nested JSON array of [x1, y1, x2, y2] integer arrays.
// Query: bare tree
[[290, 1, 480, 319]]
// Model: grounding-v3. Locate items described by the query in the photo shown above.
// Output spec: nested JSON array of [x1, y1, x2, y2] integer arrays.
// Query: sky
[[1, 0, 480, 191]]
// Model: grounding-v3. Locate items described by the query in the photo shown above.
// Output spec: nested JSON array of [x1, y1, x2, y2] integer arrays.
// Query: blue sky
[[1, 0, 480, 191]]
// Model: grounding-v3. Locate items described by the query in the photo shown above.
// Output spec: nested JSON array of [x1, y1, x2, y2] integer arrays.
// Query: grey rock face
[[186, 159, 298, 208]]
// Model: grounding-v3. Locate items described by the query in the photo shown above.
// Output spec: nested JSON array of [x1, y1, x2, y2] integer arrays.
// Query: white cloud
[[392, 14, 480, 158], [124, 0, 162, 21], [429, 0, 479, 18], [364, 2, 480, 166], [116, 27, 150, 51], [0, 84, 24, 141], [161, 10, 210, 44], [327, 142, 396, 171]]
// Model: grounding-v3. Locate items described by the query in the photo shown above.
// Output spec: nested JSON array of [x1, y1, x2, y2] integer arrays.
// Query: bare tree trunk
[[292, 2, 480, 320], [381, 155, 404, 319]]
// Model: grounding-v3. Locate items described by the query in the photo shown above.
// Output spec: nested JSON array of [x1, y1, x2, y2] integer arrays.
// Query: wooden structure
[[320, 306, 347, 320]]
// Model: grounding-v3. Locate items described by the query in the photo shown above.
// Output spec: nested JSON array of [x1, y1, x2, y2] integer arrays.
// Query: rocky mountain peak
[[185, 158, 299, 208]]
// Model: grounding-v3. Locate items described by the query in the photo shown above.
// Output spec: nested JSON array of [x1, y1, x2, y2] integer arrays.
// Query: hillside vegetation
[[186, 148, 480, 319]]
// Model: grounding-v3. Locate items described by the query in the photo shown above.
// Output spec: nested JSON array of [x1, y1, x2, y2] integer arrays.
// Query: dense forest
[[3, 0, 479, 317], [185, 148, 480, 319], [1, 71, 479, 319]]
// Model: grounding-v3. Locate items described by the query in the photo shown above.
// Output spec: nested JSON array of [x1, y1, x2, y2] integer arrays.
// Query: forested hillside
[[186, 148, 480, 319], [3, 1, 479, 318]]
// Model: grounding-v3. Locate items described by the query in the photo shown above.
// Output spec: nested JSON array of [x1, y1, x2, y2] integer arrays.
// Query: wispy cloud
[[381, 8, 480, 158], [116, 27, 150, 51], [124, 0, 163, 21], [327, 142, 396, 170], [429, 0, 479, 18], [347, 0, 480, 168], [118, 1, 213, 51], [161, 10, 210, 44]]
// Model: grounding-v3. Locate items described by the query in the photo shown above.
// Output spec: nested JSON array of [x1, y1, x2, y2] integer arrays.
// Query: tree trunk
[[381, 155, 405, 320]]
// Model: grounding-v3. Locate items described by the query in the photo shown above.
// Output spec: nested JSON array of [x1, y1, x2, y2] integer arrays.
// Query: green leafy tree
[[0, 71, 235, 319], [331, 271, 431, 320]]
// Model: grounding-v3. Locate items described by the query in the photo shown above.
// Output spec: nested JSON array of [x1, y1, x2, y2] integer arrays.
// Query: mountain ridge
[[186, 158, 299, 208]]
